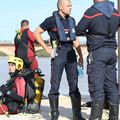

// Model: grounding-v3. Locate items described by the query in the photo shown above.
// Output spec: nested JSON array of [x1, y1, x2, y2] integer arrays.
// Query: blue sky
[[0, 0, 118, 42]]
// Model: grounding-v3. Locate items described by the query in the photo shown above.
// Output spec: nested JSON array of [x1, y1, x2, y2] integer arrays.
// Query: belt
[[58, 41, 73, 46]]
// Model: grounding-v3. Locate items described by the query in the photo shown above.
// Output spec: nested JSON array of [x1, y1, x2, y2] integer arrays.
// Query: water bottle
[[77, 65, 84, 78]]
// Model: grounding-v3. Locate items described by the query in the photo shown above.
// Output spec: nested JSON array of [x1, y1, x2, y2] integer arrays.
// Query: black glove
[[0, 85, 8, 95]]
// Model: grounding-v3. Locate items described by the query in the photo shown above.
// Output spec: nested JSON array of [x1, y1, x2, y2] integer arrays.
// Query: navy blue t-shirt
[[39, 14, 76, 41]]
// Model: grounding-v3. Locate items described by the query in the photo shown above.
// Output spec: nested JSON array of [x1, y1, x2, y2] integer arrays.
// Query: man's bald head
[[57, 0, 72, 17], [57, 0, 71, 10]]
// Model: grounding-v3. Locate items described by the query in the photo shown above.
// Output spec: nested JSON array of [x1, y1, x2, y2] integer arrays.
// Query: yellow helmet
[[8, 56, 24, 71]]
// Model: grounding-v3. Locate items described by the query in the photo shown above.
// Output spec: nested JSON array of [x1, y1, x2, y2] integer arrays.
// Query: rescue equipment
[[26, 69, 45, 114], [53, 11, 76, 42], [34, 75, 44, 104]]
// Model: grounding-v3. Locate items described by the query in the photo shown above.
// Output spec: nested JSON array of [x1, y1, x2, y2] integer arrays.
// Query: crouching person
[[0, 56, 25, 114]]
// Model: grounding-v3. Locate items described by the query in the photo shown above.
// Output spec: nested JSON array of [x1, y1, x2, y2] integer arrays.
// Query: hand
[[78, 57, 83, 68], [46, 47, 52, 55], [0, 85, 8, 95]]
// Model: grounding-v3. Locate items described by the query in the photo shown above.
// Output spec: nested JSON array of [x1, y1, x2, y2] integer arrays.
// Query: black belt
[[58, 41, 73, 46]]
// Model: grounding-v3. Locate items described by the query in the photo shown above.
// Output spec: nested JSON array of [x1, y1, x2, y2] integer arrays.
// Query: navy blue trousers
[[87, 47, 119, 105], [48, 45, 80, 99]]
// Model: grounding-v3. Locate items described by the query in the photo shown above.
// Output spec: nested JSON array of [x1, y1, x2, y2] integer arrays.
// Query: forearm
[[37, 36, 49, 52], [76, 46, 83, 60], [34, 27, 51, 54], [73, 38, 83, 59]]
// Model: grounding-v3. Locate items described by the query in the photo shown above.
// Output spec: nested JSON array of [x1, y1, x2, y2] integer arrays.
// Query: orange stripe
[[51, 28, 57, 32], [51, 28, 69, 32], [0, 104, 8, 114], [112, 13, 120, 17], [84, 13, 103, 19]]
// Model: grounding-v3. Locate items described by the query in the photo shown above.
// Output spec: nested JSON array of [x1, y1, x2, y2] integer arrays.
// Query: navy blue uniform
[[40, 13, 80, 99], [76, 1, 120, 119]]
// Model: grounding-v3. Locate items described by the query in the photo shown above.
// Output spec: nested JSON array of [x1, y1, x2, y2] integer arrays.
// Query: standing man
[[14, 20, 45, 113], [34, 0, 84, 120], [76, 0, 120, 119], [14, 20, 38, 71]]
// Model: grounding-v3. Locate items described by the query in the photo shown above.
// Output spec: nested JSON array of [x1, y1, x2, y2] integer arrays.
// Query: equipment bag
[[25, 70, 45, 114]]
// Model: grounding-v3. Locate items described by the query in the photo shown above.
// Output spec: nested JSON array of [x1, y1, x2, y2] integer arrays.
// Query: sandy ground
[[0, 95, 119, 120]]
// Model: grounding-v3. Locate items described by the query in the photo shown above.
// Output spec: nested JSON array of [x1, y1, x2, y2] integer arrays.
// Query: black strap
[[53, 11, 76, 42], [21, 40, 36, 56], [92, 6, 113, 38], [107, 18, 113, 38], [20, 36, 36, 65], [16, 29, 36, 56]]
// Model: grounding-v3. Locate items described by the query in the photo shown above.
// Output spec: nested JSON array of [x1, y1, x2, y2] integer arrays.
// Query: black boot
[[109, 104, 119, 120], [70, 94, 85, 120], [49, 98, 59, 120], [89, 103, 103, 120]]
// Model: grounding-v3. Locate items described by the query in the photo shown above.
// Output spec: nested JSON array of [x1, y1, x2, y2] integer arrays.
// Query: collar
[[20, 27, 29, 32], [58, 11, 69, 20]]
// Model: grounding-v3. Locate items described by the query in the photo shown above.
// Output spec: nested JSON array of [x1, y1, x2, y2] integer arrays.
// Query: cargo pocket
[[86, 53, 93, 75]]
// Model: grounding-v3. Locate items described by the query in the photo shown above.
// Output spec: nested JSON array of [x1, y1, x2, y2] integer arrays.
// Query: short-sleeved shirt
[[39, 14, 76, 42]]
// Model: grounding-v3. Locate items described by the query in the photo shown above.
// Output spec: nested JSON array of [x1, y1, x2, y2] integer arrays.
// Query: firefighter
[[34, 0, 85, 119], [76, 0, 120, 119], [14, 20, 38, 70], [14, 20, 45, 113]]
